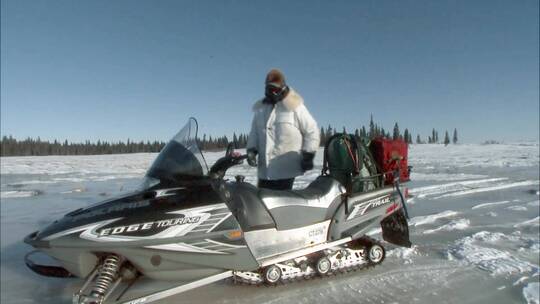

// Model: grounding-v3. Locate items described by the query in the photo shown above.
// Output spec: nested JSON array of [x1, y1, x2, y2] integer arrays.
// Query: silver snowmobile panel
[[243, 220, 331, 260], [329, 187, 402, 241], [26, 200, 260, 280]]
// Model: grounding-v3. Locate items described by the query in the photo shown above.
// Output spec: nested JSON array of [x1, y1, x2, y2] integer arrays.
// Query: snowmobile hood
[[34, 191, 156, 241], [25, 118, 221, 248], [25, 182, 224, 247]]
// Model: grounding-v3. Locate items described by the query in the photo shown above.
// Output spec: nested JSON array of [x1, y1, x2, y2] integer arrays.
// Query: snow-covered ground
[[1, 143, 539, 304]]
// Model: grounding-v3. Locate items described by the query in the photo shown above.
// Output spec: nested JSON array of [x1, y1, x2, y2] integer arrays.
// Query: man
[[246, 69, 320, 190]]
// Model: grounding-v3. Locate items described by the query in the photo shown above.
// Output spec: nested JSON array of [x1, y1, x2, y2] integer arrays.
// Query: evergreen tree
[[369, 114, 375, 138], [393, 123, 400, 140], [239, 134, 244, 148], [416, 134, 422, 144], [403, 128, 409, 143], [444, 131, 450, 146], [232, 133, 238, 148], [239, 134, 247, 148], [453, 128, 458, 144]]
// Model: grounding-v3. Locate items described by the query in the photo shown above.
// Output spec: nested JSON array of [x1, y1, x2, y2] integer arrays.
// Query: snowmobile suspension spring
[[91, 254, 122, 296]]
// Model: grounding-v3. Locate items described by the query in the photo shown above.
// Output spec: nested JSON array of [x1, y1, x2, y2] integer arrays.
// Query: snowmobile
[[24, 118, 411, 304]]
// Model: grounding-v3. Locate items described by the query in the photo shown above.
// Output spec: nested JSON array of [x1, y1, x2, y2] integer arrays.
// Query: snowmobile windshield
[[144, 118, 208, 187]]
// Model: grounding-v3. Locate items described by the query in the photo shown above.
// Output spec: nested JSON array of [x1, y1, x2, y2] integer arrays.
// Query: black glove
[[247, 148, 258, 167], [301, 151, 315, 171]]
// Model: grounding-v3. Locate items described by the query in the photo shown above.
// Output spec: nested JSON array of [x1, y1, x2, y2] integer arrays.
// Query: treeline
[[199, 133, 249, 151], [320, 115, 458, 146], [0, 136, 168, 156], [0, 134, 250, 157], [422, 128, 459, 145], [1, 116, 459, 156]]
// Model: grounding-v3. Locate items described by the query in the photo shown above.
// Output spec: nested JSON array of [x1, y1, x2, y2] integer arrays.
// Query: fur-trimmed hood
[[253, 88, 304, 112]]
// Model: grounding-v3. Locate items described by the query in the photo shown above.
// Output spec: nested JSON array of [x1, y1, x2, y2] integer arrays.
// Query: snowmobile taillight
[[386, 203, 399, 215], [225, 230, 243, 240]]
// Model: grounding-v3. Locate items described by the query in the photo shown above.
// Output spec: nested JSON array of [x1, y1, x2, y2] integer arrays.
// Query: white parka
[[247, 88, 320, 180]]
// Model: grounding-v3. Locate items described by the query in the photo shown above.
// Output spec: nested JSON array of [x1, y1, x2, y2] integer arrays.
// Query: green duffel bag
[[322, 133, 381, 193]]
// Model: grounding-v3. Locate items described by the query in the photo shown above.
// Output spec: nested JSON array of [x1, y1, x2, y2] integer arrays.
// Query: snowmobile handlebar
[[209, 152, 248, 179]]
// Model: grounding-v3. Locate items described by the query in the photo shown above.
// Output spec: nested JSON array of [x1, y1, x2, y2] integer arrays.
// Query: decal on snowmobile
[[43, 219, 121, 241], [75, 204, 230, 242], [154, 187, 186, 198], [144, 242, 229, 254], [87, 216, 209, 241], [148, 237, 248, 255], [70, 200, 151, 221], [184, 211, 232, 235], [308, 226, 325, 237], [346, 195, 392, 220], [97, 216, 202, 237]]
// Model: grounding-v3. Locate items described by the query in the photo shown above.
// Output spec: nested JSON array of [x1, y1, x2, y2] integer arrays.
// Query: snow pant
[[258, 178, 295, 190]]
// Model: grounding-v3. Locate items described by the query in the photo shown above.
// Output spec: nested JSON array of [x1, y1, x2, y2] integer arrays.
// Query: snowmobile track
[[231, 237, 384, 287]]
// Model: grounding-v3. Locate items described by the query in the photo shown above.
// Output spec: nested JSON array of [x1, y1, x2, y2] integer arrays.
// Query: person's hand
[[301, 151, 315, 171], [247, 148, 258, 167]]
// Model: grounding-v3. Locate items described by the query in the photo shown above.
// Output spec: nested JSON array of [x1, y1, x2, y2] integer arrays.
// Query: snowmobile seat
[[225, 182, 277, 232], [258, 176, 345, 230]]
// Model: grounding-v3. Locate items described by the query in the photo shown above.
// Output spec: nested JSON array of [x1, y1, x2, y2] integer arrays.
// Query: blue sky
[[1, 0, 538, 143]]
